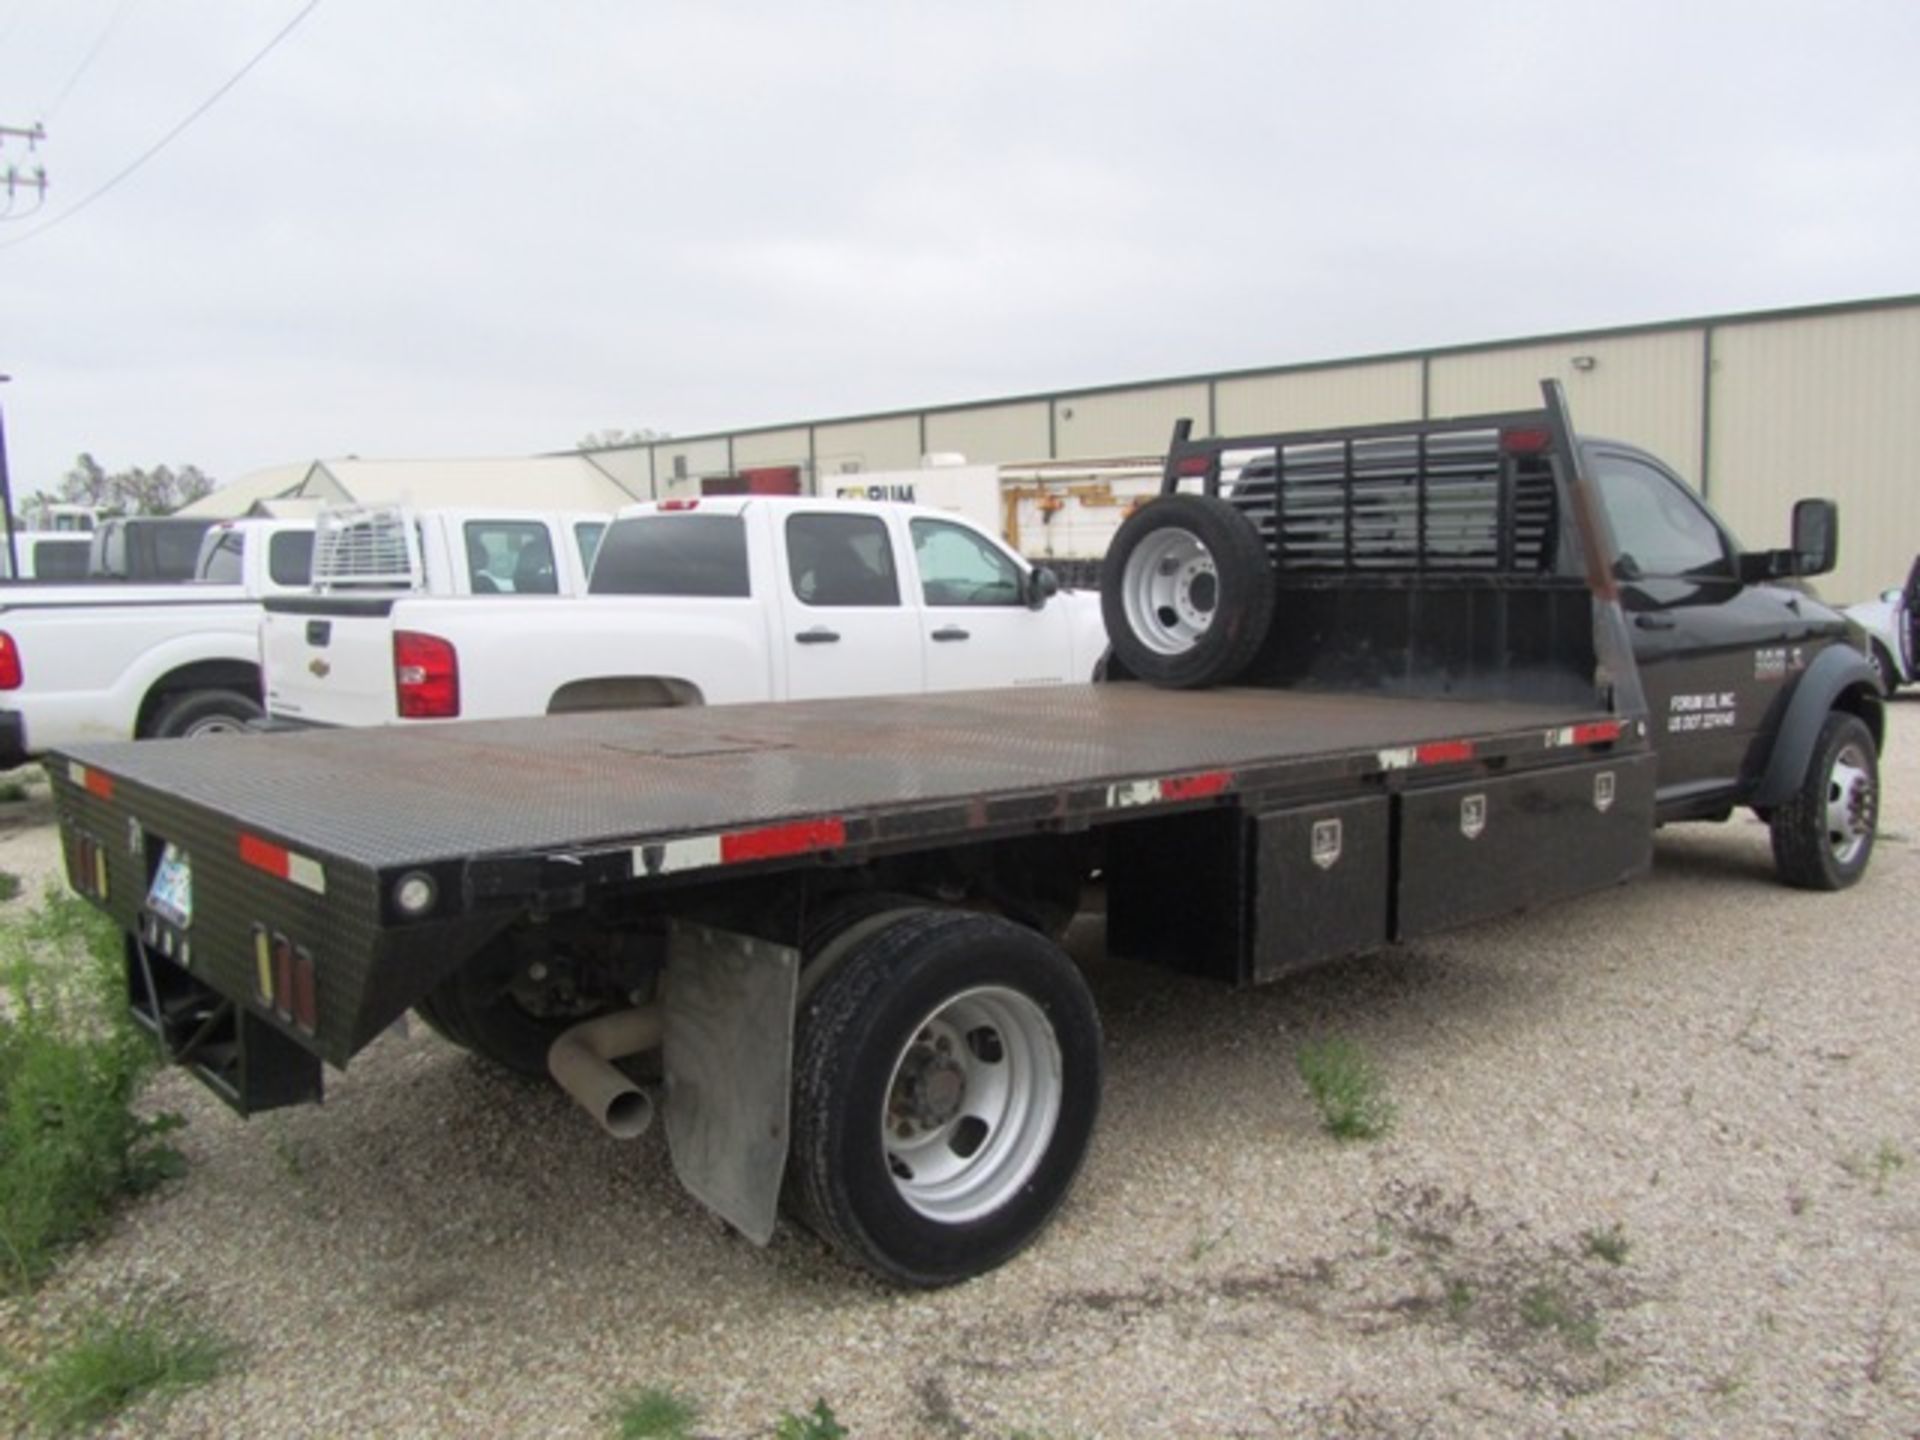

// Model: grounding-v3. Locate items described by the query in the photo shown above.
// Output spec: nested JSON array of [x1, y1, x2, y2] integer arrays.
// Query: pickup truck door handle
[[794, 627, 840, 645], [931, 626, 970, 642], [1633, 613, 1677, 631]]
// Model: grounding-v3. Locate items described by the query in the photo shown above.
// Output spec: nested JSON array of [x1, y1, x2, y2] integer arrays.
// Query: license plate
[[146, 843, 193, 928]]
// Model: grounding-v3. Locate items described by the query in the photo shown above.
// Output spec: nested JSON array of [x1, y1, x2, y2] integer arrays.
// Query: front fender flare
[[1750, 644, 1884, 808]]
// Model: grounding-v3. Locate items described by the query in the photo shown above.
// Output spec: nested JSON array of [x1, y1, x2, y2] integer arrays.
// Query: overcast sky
[[1, 1, 1916, 497]]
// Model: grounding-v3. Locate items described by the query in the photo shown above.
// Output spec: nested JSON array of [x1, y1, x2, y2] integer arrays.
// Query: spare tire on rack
[[1100, 493, 1275, 689]]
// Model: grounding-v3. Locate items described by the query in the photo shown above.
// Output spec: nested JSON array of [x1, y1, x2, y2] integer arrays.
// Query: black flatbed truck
[[50, 382, 1883, 1286]]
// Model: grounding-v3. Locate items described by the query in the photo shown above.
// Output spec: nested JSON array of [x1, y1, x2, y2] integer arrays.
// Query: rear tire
[[147, 689, 262, 739], [1101, 494, 1274, 689], [415, 934, 609, 1078], [787, 909, 1102, 1286], [1769, 711, 1878, 890]]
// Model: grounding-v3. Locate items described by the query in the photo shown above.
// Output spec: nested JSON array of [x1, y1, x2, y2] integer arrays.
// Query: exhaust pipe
[[547, 1006, 664, 1139]]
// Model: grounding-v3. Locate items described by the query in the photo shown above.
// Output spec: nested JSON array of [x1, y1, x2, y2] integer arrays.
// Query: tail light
[[1500, 427, 1552, 455], [69, 831, 108, 901], [393, 631, 459, 718], [253, 925, 318, 1033], [0, 631, 20, 690], [658, 499, 700, 511]]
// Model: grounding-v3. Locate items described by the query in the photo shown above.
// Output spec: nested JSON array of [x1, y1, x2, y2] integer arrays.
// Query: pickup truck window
[[465, 521, 559, 595], [910, 518, 1022, 607], [786, 513, 900, 608], [200, 531, 246, 583], [1591, 455, 1730, 579], [575, 522, 607, 575], [32, 539, 89, 580], [589, 514, 751, 597], [269, 531, 315, 586]]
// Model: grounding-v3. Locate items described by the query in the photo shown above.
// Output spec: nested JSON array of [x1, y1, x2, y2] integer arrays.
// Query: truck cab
[[1579, 439, 1868, 821]]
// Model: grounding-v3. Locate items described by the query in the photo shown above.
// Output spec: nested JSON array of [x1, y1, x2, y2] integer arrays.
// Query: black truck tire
[[787, 908, 1103, 1287], [147, 689, 263, 739], [1768, 711, 1878, 891], [1101, 494, 1274, 689]]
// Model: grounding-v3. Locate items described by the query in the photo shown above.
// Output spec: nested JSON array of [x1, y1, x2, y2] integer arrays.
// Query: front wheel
[[1768, 711, 1878, 890], [787, 909, 1102, 1286]]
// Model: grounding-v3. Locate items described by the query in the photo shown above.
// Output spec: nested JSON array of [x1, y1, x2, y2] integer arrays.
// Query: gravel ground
[[5, 703, 1919, 1438]]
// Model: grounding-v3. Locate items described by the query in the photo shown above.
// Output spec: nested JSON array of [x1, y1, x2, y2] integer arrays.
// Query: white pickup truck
[[261, 496, 1110, 727], [0, 518, 315, 767], [0, 507, 606, 770]]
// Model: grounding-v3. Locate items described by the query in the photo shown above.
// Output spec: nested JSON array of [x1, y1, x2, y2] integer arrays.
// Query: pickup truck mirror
[[1025, 566, 1060, 611], [1790, 498, 1838, 577]]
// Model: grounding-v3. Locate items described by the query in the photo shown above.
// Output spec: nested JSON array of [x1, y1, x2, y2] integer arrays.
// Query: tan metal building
[[589, 294, 1920, 603]]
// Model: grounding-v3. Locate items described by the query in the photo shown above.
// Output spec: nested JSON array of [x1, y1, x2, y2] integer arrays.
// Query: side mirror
[[1025, 565, 1060, 611], [1791, 498, 1838, 577], [1883, 588, 1903, 605]]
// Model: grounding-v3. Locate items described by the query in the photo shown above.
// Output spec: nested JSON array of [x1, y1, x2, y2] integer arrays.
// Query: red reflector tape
[[1160, 771, 1232, 801], [1107, 770, 1234, 808], [68, 762, 114, 800], [720, 818, 847, 864], [634, 817, 848, 877], [1378, 740, 1476, 771], [1546, 720, 1626, 748], [238, 833, 327, 895]]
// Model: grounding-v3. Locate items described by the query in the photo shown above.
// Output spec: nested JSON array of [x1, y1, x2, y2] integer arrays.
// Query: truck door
[[1588, 448, 1808, 799], [907, 516, 1073, 692], [777, 511, 924, 699]]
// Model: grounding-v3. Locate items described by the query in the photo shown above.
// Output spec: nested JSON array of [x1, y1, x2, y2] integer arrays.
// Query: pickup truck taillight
[[393, 631, 459, 718], [0, 631, 20, 690]]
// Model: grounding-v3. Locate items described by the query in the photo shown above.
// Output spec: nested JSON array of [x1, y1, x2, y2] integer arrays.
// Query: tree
[[55, 453, 217, 515], [576, 427, 666, 451]]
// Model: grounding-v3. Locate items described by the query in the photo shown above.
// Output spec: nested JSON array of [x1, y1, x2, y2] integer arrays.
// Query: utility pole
[[0, 375, 16, 580], [1, 122, 47, 209], [0, 125, 42, 575]]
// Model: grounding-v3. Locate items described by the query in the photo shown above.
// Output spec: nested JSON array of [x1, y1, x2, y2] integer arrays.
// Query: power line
[[0, 0, 323, 253], [43, 0, 143, 122]]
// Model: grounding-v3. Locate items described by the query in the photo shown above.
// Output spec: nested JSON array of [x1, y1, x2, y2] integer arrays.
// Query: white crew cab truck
[[0, 508, 605, 769], [261, 496, 1110, 727]]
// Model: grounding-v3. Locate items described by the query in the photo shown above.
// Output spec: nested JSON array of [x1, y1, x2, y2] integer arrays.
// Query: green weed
[[612, 1385, 699, 1440], [1296, 1037, 1395, 1140], [18, 1301, 227, 1435], [0, 890, 184, 1290], [1518, 1283, 1602, 1350], [0, 870, 22, 902], [1444, 1276, 1474, 1319], [1583, 1223, 1630, 1266], [775, 1398, 849, 1440], [0, 780, 29, 803]]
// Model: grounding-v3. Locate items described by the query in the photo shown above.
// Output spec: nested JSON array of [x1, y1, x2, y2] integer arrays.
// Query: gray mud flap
[[662, 921, 798, 1245]]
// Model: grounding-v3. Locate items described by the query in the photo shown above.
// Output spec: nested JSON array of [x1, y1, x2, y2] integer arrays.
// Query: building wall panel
[[1214, 361, 1423, 434], [1430, 331, 1708, 483], [813, 415, 922, 475], [649, 438, 733, 499], [730, 427, 812, 473], [1708, 306, 1920, 601], [583, 448, 654, 502], [1053, 383, 1210, 458], [924, 402, 1052, 463]]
